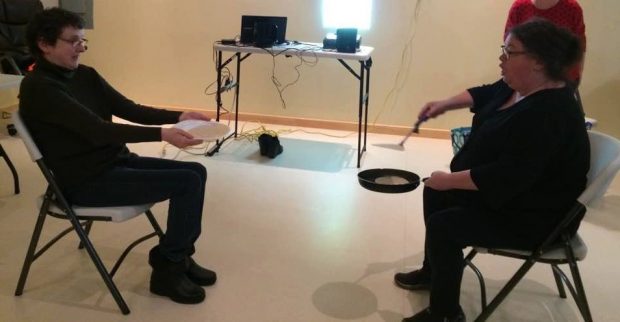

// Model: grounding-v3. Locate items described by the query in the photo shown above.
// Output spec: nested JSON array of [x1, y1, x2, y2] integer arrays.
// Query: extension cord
[[218, 79, 237, 93]]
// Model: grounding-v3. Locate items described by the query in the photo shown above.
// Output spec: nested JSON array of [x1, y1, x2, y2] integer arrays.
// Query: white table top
[[214, 42, 373, 61], [0, 73, 23, 90]]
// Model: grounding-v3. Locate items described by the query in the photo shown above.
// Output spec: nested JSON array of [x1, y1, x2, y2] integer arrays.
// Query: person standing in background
[[505, 0, 586, 112], [505, 0, 585, 44]]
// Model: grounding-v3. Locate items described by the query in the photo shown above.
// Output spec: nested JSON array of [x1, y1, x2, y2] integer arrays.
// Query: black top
[[451, 79, 589, 233], [19, 58, 181, 189]]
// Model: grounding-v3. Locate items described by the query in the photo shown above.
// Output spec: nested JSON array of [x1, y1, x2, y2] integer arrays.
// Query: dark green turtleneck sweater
[[19, 59, 182, 190]]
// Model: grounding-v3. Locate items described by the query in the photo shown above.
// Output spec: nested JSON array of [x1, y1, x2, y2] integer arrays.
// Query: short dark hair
[[26, 8, 84, 59], [509, 18, 583, 82]]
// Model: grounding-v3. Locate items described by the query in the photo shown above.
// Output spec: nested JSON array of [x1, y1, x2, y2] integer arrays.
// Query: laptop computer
[[240, 15, 287, 46]]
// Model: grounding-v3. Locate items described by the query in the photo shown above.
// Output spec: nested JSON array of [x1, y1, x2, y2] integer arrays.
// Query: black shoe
[[149, 247, 205, 304], [403, 307, 466, 322], [186, 257, 217, 286], [394, 269, 431, 290]]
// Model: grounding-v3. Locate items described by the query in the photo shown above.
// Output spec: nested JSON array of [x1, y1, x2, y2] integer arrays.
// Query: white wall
[[78, 0, 620, 137]]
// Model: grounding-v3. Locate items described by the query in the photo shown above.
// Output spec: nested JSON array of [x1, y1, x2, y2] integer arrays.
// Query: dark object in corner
[[7, 123, 17, 136], [258, 133, 283, 158]]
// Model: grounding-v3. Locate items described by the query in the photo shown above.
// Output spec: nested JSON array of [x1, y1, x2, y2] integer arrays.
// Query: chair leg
[[0, 143, 20, 194], [110, 232, 159, 277], [75, 219, 130, 313], [564, 243, 593, 322], [78, 220, 94, 249], [109, 210, 163, 277], [474, 259, 537, 322], [464, 249, 487, 311], [145, 210, 165, 238], [62, 208, 130, 314], [14, 197, 51, 296], [567, 262, 593, 322], [551, 264, 567, 298]]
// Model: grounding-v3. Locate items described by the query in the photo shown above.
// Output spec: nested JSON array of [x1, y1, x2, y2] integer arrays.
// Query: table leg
[[357, 62, 365, 168]]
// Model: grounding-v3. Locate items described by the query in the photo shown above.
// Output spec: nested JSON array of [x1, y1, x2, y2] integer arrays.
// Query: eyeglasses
[[500, 45, 527, 59], [57, 37, 88, 48]]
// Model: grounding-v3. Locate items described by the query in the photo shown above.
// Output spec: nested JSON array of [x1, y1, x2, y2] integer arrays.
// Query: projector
[[323, 28, 361, 53]]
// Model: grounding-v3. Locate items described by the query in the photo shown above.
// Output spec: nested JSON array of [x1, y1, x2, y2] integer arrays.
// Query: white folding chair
[[464, 130, 620, 322], [12, 112, 164, 315]]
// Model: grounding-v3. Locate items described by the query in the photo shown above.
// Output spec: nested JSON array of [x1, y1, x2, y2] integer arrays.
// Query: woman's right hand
[[418, 90, 473, 121], [161, 127, 203, 148], [418, 101, 448, 120]]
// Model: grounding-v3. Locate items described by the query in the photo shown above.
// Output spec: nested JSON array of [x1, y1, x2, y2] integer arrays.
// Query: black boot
[[187, 257, 217, 286], [149, 246, 205, 304], [403, 307, 466, 322], [394, 268, 431, 291]]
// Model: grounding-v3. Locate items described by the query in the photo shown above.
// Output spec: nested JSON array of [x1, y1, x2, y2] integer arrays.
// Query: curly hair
[[509, 18, 583, 82], [26, 8, 84, 59]]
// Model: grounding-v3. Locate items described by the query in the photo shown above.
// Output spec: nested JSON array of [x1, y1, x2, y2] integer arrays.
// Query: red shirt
[[504, 0, 586, 81]]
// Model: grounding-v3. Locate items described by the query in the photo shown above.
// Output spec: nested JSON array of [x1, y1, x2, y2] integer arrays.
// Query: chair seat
[[474, 234, 587, 261], [38, 196, 154, 223]]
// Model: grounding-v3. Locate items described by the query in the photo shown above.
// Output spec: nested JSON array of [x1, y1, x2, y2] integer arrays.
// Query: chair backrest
[[578, 131, 620, 206], [11, 111, 42, 162], [0, 0, 43, 48]]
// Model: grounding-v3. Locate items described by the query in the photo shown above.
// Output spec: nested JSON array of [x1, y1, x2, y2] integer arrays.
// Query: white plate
[[173, 120, 230, 141]]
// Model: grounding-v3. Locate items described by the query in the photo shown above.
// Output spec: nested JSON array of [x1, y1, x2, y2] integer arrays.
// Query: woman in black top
[[395, 19, 589, 322], [20, 8, 215, 304]]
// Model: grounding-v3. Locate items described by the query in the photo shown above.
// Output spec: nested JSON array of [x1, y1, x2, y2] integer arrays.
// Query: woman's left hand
[[423, 171, 453, 191], [179, 111, 210, 122], [423, 169, 478, 191]]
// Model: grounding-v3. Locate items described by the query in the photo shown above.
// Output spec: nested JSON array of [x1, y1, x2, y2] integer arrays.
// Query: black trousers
[[419, 187, 544, 316], [67, 156, 207, 262]]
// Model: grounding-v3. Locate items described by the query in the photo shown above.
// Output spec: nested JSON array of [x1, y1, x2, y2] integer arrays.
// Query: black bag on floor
[[258, 133, 283, 159]]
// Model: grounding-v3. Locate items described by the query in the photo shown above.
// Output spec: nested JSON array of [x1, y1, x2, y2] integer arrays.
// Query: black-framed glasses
[[58, 37, 88, 48], [500, 45, 527, 59]]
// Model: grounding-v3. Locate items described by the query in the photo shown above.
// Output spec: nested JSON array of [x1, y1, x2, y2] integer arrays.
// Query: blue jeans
[[66, 156, 207, 262]]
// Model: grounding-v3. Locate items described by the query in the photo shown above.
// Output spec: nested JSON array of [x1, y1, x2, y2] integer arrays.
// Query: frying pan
[[357, 168, 424, 193]]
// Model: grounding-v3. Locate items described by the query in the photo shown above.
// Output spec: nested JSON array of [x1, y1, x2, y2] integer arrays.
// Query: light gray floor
[[1, 123, 619, 322]]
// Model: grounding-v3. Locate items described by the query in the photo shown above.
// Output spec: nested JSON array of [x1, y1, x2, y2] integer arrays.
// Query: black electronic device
[[240, 15, 287, 47], [322, 29, 361, 52], [220, 38, 237, 45], [336, 28, 358, 53]]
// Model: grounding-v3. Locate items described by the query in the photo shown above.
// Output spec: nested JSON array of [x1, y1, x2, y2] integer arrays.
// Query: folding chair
[[12, 112, 165, 315], [0, 140, 19, 193], [464, 130, 620, 322]]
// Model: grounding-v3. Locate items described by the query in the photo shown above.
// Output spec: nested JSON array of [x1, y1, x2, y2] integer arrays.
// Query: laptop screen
[[240, 15, 287, 45]]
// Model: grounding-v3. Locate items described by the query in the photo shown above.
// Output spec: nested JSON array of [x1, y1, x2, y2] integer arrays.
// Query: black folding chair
[[464, 130, 620, 322], [12, 112, 165, 315]]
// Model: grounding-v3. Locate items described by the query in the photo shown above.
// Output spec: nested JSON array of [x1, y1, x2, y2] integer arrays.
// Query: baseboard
[[159, 105, 451, 140]]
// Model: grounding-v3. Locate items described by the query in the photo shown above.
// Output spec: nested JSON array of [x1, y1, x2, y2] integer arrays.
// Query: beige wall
[[79, 0, 620, 137]]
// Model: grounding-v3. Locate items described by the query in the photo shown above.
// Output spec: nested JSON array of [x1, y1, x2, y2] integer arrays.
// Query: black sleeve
[[90, 67, 182, 125], [469, 103, 565, 209], [467, 80, 506, 114], [20, 76, 162, 145]]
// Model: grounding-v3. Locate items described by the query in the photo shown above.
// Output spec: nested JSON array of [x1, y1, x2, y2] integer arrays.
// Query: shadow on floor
[[215, 137, 355, 173]]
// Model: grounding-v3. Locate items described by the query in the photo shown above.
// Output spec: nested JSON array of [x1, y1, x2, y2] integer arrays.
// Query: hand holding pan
[[398, 116, 428, 146]]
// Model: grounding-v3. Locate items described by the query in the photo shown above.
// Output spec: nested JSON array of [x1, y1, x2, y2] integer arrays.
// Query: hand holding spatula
[[398, 116, 428, 146]]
